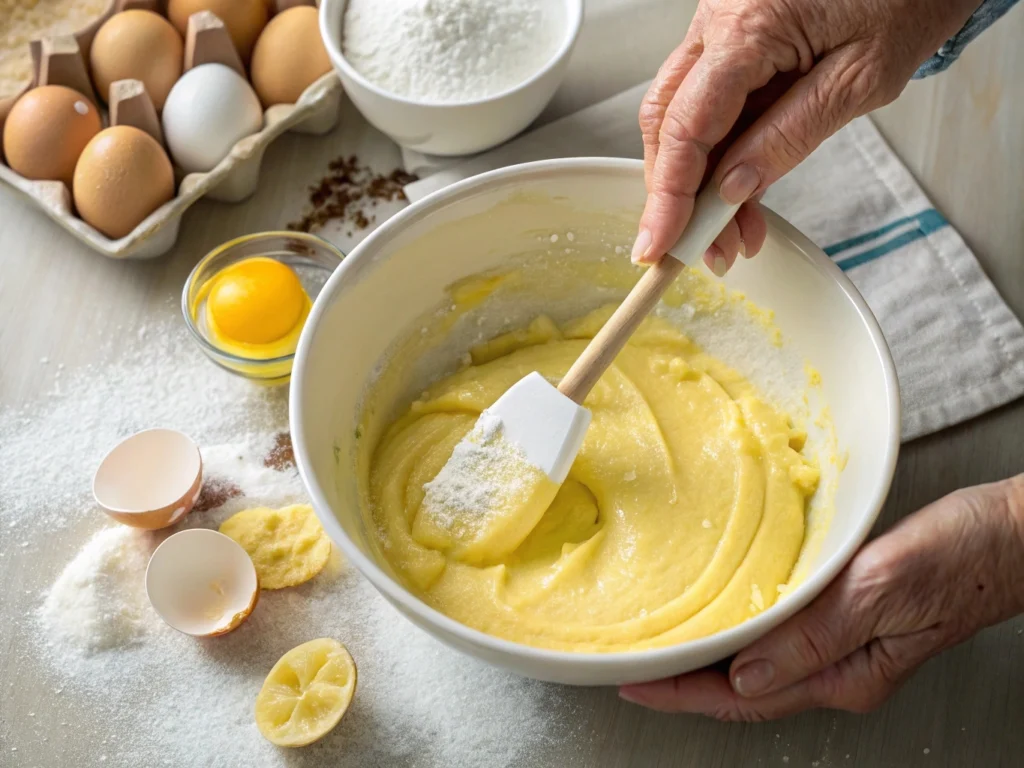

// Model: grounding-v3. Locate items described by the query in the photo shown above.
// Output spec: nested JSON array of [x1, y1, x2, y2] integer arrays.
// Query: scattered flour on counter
[[342, 0, 563, 103], [30, 434, 573, 767], [0, 322, 288, 534], [2, 320, 583, 767]]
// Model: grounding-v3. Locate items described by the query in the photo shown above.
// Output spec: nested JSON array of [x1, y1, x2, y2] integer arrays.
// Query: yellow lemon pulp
[[204, 257, 310, 357], [219, 504, 331, 590], [364, 309, 820, 652], [255, 638, 357, 747]]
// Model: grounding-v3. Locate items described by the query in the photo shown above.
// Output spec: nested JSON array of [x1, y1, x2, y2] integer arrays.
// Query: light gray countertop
[[1, 2, 1022, 766]]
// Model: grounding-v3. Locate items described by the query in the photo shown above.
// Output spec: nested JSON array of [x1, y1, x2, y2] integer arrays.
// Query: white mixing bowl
[[291, 158, 900, 686], [319, 0, 583, 155]]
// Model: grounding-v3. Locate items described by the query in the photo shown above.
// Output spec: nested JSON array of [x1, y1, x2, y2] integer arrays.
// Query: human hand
[[619, 475, 1024, 720], [634, 0, 982, 274]]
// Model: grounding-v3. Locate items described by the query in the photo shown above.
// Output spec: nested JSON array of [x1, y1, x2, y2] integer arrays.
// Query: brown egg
[[250, 6, 331, 107], [90, 10, 184, 110], [167, 0, 268, 62], [73, 126, 175, 239], [2, 86, 102, 188]]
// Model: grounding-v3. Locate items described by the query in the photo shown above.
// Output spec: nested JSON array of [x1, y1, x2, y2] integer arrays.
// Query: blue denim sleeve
[[914, 0, 1020, 77]]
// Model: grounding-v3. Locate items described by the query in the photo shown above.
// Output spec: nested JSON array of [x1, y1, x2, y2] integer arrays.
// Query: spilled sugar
[[0, 321, 582, 767], [39, 526, 153, 653]]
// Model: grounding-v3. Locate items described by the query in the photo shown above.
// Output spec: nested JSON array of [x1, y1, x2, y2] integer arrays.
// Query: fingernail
[[738, 240, 748, 259], [706, 245, 727, 277], [720, 165, 761, 205], [732, 660, 775, 697], [631, 229, 652, 263]]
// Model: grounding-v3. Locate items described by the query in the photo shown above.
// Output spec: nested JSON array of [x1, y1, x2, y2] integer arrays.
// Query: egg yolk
[[207, 258, 306, 345]]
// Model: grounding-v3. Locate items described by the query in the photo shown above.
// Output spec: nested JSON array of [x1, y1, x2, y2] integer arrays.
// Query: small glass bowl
[[182, 232, 344, 385]]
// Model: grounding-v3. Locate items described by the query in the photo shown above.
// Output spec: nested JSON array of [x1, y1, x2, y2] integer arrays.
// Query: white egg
[[161, 63, 263, 173]]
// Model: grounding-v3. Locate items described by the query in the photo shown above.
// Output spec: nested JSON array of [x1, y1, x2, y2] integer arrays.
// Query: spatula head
[[487, 371, 592, 484]]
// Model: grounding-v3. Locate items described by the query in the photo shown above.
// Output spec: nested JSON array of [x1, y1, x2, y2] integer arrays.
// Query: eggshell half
[[147, 529, 260, 637], [93, 428, 202, 529]]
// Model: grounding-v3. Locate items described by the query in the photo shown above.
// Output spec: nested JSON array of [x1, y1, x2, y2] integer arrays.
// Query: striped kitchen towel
[[403, 82, 1024, 442]]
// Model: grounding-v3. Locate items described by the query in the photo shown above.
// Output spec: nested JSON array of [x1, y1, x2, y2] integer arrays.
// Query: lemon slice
[[255, 638, 357, 747]]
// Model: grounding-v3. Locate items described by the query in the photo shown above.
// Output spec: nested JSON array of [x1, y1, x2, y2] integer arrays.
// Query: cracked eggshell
[[147, 529, 260, 637], [93, 428, 202, 529]]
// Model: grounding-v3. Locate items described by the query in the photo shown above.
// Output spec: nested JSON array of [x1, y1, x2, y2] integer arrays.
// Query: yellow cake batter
[[365, 306, 820, 652]]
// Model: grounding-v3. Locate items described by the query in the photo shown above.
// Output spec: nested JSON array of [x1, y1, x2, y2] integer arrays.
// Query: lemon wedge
[[255, 638, 357, 747]]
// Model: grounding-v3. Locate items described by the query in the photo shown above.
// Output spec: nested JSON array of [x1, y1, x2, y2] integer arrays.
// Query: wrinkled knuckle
[[848, 534, 899, 589], [789, 613, 837, 670], [649, 181, 695, 208], [761, 122, 810, 171], [709, 9, 757, 50], [638, 99, 665, 138], [857, 47, 905, 106], [847, 576, 885, 622], [706, 7, 779, 68], [658, 109, 694, 146], [818, 57, 889, 122], [869, 639, 910, 688], [841, 59, 880, 103], [845, 553, 894, 625]]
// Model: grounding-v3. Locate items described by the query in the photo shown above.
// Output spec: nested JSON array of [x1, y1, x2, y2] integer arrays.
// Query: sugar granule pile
[[39, 526, 153, 654], [0, 320, 589, 767], [342, 0, 563, 103]]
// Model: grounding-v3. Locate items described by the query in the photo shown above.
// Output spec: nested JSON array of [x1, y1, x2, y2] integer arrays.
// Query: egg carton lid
[[0, 0, 342, 260]]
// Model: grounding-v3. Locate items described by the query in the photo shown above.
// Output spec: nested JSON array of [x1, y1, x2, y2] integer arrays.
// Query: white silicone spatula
[[489, 188, 741, 485]]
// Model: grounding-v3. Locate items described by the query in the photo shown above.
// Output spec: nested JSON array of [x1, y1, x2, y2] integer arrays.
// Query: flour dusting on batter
[[421, 410, 527, 528]]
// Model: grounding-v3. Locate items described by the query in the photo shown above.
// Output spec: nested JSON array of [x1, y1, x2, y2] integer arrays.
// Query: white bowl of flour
[[319, 0, 583, 155]]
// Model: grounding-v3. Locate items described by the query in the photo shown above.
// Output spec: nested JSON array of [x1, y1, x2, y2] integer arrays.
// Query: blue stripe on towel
[[823, 209, 949, 271]]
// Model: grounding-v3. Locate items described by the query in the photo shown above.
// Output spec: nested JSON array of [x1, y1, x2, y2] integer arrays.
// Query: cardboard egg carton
[[0, 0, 341, 259]]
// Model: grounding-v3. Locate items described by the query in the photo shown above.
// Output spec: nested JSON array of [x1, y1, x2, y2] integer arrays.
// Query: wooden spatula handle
[[557, 255, 685, 404], [556, 188, 741, 405]]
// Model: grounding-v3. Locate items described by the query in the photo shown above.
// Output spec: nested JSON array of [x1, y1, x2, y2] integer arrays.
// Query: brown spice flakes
[[287, 155, 418, 234], [264, 432, 295, 471], [193, 477, 243, 513]]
